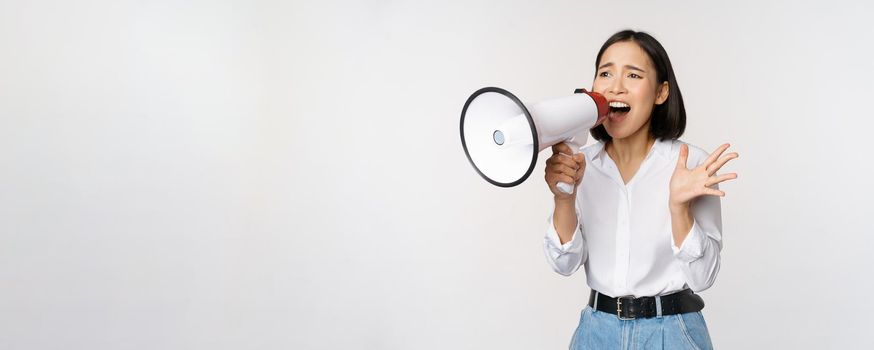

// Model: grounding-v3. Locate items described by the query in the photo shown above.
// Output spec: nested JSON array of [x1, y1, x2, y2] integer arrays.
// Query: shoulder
[[665, 139, 710, 166], [580, 141, 606, 160]]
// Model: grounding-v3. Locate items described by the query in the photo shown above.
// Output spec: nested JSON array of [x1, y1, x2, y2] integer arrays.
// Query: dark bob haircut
[[590, 30, 686, 142]]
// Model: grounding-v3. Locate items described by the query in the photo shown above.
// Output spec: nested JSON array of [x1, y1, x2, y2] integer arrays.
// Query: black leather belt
[[587, 289, 705, 320]]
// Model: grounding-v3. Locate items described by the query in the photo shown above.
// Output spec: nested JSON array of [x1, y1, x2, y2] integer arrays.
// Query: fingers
[[546, 153, 578, 169], [573, 153, 585, 164], [574, 167, 585, 184], [552, 164, 577, 178], [552, 143, 573, 156], [545, 155, 577, 179], [568, 154, 585, 184], [703, 187, 726, 197], [707, 152, 739, 176], [706, 173, 738, 187], [545, 171, 576, 191], [703, 143, 731, 168], [555, 174, 575, 186], [675, 144, 689, 170], [545, 149, 586, 195]]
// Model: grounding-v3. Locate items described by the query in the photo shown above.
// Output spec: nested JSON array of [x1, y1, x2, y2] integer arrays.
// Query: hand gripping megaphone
[[460, 87, 608, 193]]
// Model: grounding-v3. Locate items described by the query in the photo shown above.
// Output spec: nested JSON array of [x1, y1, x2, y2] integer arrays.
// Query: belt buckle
[[616, 296, 636, 321]]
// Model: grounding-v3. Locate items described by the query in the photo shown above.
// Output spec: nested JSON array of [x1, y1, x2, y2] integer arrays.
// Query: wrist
[[555, 196, 576, 206], [668, 200, 689, 214]]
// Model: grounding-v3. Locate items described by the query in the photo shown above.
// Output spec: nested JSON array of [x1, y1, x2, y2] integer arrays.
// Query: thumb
[[676, 144, 689, 170], [552, 142, 572, 155]]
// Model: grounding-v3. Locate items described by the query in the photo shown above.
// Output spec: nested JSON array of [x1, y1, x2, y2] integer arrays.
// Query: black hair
[[590, 30, 686, 142]]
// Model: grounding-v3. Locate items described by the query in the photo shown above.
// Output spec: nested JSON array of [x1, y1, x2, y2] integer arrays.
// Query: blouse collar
[[586, 138, 676, 170]]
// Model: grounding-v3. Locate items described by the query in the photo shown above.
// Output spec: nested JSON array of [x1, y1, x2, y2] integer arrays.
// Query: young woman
[[542, 30, 738, 349]]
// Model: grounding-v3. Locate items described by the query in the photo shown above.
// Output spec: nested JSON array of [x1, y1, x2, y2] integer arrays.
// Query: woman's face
[[592, 41, 668, 140]]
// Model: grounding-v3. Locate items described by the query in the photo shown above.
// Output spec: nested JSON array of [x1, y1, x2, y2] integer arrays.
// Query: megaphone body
[[460, 87, 609, 193]]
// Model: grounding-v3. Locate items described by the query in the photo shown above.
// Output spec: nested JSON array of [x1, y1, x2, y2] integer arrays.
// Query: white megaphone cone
[[460, 87, 609, 193]]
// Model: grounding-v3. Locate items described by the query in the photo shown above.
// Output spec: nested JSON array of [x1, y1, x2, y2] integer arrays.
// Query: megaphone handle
[[556, 141, 582, 195]]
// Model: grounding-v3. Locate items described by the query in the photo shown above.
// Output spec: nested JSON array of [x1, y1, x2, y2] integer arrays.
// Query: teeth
[[609, 101, 630, 108]]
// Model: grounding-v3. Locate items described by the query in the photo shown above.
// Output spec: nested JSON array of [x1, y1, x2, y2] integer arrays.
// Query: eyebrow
[[597, 62, 647, 73]]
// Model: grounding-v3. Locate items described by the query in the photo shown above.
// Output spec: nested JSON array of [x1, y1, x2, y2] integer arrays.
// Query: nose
[[608, 76, 627, 96]]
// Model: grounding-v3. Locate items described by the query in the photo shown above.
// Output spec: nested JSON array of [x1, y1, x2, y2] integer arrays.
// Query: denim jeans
[[569, 306, 713, 350]]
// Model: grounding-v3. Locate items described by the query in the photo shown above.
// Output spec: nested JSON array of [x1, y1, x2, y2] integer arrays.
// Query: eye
[[598, 71, 612, 78], [628, 73, 642, 79]]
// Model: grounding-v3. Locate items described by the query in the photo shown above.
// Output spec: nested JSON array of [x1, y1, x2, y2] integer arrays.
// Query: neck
[[606, 125, 656, 164]]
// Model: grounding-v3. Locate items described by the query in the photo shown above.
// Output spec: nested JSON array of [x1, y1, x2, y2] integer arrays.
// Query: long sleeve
[[670, 183, 723, 292], [543, 200, 588, 276]]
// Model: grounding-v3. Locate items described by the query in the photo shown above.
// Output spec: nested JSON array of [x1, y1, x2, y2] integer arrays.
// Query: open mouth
[[608, 101, 631, 119]]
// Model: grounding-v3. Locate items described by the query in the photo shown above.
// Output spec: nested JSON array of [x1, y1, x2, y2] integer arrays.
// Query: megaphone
[[460, 87, 608, 193]]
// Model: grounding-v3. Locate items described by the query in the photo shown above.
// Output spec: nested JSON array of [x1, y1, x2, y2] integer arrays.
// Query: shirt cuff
[[544, 210, 582, 254], [671, 220, 706, 262]]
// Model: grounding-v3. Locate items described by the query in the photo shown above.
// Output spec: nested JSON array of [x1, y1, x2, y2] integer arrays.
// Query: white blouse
[[543, 138, 723, 298]]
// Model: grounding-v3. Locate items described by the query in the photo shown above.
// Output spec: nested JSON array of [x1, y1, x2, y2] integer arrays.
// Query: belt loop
[[593, 291, 599, 310], [655, 295, 663, 319]]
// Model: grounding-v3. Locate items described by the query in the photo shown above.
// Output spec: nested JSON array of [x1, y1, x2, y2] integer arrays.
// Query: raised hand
[[669, 143, 738, 209]]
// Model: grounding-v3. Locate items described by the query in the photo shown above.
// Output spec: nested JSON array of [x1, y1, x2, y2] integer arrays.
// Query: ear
[[655, 81, 669, 105]]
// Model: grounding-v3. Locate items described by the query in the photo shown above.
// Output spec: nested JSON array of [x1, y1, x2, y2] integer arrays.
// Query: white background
[[2, 0, 873, 349]]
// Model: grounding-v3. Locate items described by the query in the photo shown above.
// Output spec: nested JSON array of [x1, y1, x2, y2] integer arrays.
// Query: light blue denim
[[569, 306, 713, 350]]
